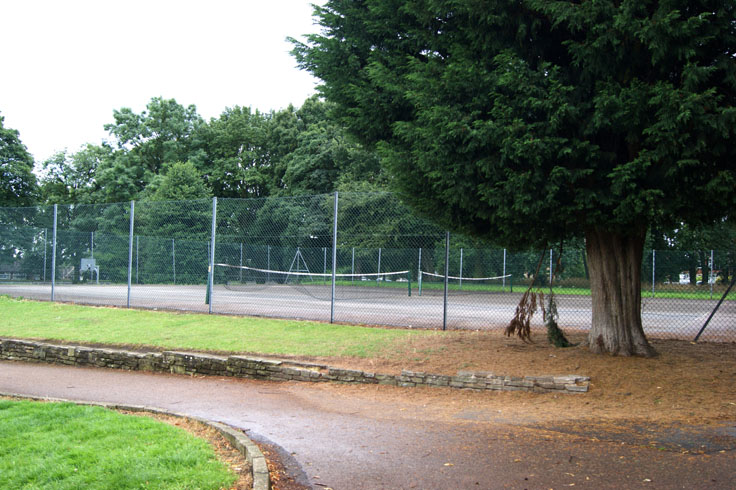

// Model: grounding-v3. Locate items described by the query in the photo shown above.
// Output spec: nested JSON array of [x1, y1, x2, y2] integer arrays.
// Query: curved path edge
[[0, 390, 271, 490]]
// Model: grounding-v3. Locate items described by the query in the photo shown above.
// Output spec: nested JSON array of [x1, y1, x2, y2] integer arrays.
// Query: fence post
[[652, 250, 656, 297], [51, 204, 57, 301], [443, 232, 450, 331], [127, 201, 135, 308], [710, 249, 714, 299], [330, 191, 338, 323], [459, 248, 464, 290], [239, 243, 243, 282], [172, 238, 176, 284], [43, 228, 47, 282], [549, 249, 553, 284], [377, 247, 382, 286], [418, 247, 423, 296], [502, 248, 507, 291], [207, 197, 218, 313]]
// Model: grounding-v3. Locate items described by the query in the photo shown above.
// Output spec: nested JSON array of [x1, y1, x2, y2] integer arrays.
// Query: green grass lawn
[[0, 399, 235, 490], [0, 296, 437, 358]]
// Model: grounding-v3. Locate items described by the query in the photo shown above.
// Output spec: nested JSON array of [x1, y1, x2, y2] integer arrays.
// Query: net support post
[[443, 231, 450, 331], [377, 248, 382, 286], [207, 197, 218, 313], [330, 191, 338, 323], [127, 201, 135, 308], [502, 249, 507, 291], [459, 248, 463, 290], [50, 204, 58, 301]]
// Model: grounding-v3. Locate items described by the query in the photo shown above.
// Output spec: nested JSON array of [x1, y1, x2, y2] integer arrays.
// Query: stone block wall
[[0, 338, 589, 394]]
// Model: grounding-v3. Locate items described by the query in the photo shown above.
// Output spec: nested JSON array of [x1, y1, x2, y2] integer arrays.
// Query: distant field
[[0, 296, 438, 358]]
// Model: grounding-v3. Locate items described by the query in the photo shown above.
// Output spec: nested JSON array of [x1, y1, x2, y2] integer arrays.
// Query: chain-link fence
[[1, 193, 734, 341]]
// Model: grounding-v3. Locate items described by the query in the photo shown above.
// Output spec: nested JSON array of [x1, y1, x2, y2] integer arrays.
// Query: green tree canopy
[[293, 0, 736, 356], [0, 114, 37, 206]]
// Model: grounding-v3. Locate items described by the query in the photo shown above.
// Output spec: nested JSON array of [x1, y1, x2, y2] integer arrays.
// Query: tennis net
[[216, 263, 412, 301], [418, 271, 512, 295]]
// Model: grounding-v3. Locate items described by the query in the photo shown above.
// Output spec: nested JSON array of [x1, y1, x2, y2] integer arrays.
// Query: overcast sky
[[0, 0, 325, 164]]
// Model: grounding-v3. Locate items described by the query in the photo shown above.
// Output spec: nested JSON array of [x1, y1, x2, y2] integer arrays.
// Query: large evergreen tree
[[293, 0, 736, 356]]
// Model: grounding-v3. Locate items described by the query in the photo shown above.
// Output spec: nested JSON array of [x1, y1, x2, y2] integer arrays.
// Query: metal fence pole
[[418, 247, 423, 296], [549, 249, 553, 284], [43, 228, 47, 282], [91, 231, 94, 259], [710, 249, 714, 299], [330, 191, 338, 323], [239, 243, 243, 282], [207, 197, 218, 314], [377, 247, 382, 286], [443, 232, 450, 331], [51, 205, 57, 301], [127, 201, 135, 308], [172, 238, 176, 284], [459, 248, 464, 290], [652, 250, 656, 297]]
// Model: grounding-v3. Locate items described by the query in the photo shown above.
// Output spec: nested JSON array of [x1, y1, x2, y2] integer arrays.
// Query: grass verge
[[0, 296, 437, 358], [0, 399, 236, 490]]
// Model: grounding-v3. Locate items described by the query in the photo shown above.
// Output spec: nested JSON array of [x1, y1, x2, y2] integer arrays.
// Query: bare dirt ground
[[285, 330, 736, 426]]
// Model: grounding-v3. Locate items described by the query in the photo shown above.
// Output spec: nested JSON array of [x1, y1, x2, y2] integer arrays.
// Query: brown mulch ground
[[282, 330, 736, 426]]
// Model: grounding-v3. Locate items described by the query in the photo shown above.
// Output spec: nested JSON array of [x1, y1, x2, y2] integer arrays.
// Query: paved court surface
[[1, 282, 733, 340], [2, 361, 735, 489]]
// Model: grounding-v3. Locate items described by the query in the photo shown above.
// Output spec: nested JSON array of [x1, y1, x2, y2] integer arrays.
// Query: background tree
[[99, 97, 205, 201], [0, 114, 37, 206], [39, 145, 111, 204], [293, 0, 736, 356]]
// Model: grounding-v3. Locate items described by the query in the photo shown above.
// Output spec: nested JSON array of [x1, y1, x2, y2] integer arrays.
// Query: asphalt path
[[1, 283, 734, 340], [2, 361, 735, 489]]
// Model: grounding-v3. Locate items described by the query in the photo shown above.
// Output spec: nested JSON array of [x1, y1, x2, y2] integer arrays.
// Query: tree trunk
[[585, 226, 656, 357]]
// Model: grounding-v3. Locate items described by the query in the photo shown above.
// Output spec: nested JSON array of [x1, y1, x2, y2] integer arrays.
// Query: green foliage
[[0, 114, 37, 206], [39, 145, 111, 204], [292, 0, 736, 248], [146, 161, 211, 202]]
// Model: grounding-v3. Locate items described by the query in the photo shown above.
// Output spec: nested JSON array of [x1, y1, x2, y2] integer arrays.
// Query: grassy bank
[[0, 399, 235, 490], [0, 296, 437, 358]]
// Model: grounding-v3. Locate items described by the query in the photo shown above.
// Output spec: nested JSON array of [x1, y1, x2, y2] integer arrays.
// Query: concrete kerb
[[0, 391, 270, 490], [0, 338, 590, 394]]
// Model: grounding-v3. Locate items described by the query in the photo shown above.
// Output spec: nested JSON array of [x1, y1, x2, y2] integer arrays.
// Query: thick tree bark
[[585, 226, 656, 357]]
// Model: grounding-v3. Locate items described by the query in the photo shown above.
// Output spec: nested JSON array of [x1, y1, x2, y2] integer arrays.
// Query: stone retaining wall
[[0, 338, 589, 394]]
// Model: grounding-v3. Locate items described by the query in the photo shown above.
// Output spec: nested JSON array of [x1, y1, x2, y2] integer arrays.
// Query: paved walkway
[[2, 361, 734, 489]]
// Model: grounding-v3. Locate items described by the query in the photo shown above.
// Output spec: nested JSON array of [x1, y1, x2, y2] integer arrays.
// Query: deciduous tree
[[0, 114, 37, 206]]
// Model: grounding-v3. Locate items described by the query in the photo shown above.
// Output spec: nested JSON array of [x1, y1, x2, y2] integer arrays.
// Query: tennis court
[[1, 281, 733, 341]]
